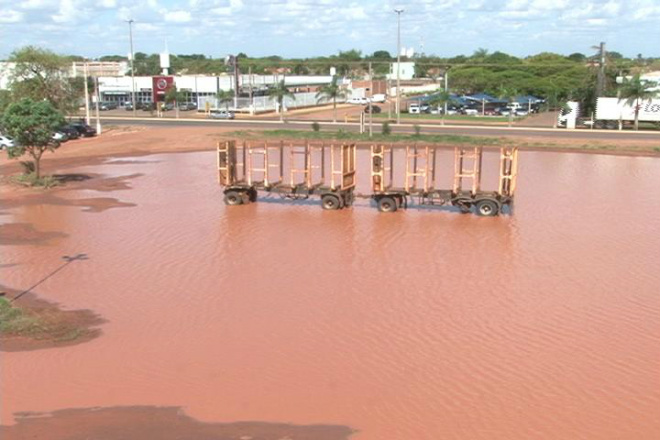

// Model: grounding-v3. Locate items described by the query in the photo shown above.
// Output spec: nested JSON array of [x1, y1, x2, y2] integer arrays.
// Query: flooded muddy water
[[2, 150, 660, 439]]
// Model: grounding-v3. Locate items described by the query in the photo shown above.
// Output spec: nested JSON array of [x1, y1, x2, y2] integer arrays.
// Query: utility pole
[[94, 77, 102, 134], [394, 8, 404, 125], [596, 41, 606, 97], [249, 66, 254, 115], [83, 61, 90, 125], [444, 69, 449, 116], [369, 61, 373, 137], [126, 19, 137, 118]]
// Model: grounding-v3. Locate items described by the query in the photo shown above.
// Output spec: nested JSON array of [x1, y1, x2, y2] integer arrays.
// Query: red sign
[[152, 76, 174, 102]]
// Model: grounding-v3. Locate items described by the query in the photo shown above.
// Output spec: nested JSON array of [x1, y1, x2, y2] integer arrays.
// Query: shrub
[[311, 121, 320, 132], [413, 124, 421, 136], [382, 121, 391, 135]]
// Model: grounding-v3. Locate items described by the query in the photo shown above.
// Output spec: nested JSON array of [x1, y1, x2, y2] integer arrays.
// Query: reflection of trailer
[[371, 145, 518, 216], [217, 140, 357, 209]]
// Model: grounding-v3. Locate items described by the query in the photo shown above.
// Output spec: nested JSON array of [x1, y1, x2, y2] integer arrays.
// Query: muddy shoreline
[[0, 285, 105, 352], [1, 126, 659, 184]]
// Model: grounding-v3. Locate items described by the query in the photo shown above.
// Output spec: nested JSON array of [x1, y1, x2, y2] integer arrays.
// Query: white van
[[408, 103, 420, 114]]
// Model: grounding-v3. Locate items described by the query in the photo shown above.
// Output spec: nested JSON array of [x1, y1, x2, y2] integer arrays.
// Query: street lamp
[[126, 19, 137, 118], [394, 8, 404, 125]]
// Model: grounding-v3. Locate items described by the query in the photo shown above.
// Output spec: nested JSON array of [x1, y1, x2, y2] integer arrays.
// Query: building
[[386, 62, 415, 80]]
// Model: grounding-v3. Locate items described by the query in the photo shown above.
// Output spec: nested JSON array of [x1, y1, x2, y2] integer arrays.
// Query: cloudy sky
[[0, 0, 658, 59]]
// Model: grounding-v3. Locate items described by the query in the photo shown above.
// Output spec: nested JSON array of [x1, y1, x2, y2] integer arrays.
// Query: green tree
[[268, 80, 295, 121], [496, 86, 519, 127], [315, 76, 350, 123], [1, 99, 65, 179], [8, 46, 81, 114], [427, 90, 453, 126], [215, 89, 234, 111], [618, 74, 658, 130]]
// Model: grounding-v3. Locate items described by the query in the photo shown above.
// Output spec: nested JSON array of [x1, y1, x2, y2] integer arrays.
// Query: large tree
[[618, 74, 658, 130], [8, 46, 82, 114], [2, 99, 66, 179], [315, 76, 350, 123], [268, 80, 295, 121]]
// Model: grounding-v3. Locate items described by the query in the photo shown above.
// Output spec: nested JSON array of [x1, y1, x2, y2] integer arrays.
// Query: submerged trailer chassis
[[218, 140, 518, 216], [370, 144, 518, 216], [218, 140, 357, 210]]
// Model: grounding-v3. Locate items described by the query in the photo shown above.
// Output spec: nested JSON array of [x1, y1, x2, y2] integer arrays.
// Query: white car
[[463, 108, 479, 116], [52, 131, 68, 142], [371, 94, 387, 103], [0, 135, 15, 149], [347, 97, 368, 105]]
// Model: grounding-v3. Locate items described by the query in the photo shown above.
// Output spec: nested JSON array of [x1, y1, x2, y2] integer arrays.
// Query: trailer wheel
[[248, 188, 258, 202], [321, 194, 341, 210], [377, 196, 398, 213], [224, 190, 244, 206], [475, 199, 499, 217]]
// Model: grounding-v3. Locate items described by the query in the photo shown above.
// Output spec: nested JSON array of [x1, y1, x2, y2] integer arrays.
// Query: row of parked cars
[[0, 120, 96, 150], [94, 101, 199, 112], [408, 102, 535, 117]]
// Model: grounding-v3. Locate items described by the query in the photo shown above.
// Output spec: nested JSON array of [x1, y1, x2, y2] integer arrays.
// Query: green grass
[[0, 297, 88, 342], [225, 129, 660, 156], [11, 173, 60, 188], [229, 129, 505, 146], [0, 298, 43, 337]]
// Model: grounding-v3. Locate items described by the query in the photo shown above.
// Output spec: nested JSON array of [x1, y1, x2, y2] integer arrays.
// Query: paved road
[[100, 116, 660, 142]]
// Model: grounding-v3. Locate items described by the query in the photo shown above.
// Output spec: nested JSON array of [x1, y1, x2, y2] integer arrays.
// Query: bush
[[311, 121, 320, 132], [382, 121, 391, 135], [413, 124, 421, 136]]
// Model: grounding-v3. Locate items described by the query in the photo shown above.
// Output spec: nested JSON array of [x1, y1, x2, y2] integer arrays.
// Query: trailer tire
[[321, 194, 341, 210], [475, 199, 499, 217], [377, 196, 398, 213], [248, 188, 258, 202], [224, 190, 244, 206]]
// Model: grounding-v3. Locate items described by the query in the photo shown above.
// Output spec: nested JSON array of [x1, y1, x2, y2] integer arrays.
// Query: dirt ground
[[1, 124, 659, 183], [0, 285, 105, 352], [0, 406, 354, 440]]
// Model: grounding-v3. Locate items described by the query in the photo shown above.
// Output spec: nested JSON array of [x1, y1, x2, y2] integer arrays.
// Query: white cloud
[[0, 9, 24, 23], [164, 10, 192, 23]]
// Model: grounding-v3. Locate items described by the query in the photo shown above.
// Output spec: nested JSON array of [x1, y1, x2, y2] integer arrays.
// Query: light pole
[[394, 8, 404, 125], [126, 19, 137, 118]]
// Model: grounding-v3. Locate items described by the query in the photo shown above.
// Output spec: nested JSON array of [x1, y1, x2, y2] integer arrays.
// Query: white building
[[386, 62, 416, 80]]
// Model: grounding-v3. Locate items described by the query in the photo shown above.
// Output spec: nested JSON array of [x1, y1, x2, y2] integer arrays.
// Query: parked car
[[408, 103, 421, 114], [499, 108, 512, 116], [515, 109, 529, 117], [371, 94, 387, 103], [463, 108, 479, 116], [70, 122, 97, 137], [420, 104, 430, 113], [364, 105, 382, 114], [347, 97, 368, 105], [161, 103, 175, 111], [52, 131, 69, 142], [0, 134, 15, 150], [178, 102, 197, 111], [142, 102, 156, 111], [209, 109, 235, 119], [60, 125, 81, 140]]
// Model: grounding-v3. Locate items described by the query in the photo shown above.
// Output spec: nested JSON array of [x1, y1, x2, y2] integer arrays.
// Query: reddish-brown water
[[2, 150, 660, 439]]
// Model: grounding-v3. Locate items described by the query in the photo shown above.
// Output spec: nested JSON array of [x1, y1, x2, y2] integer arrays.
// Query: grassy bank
[[226, 129, 660, 155], [0, 296, 88, 344], [229, 129, 504, 146]]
